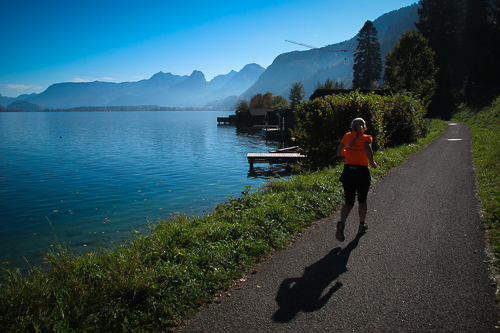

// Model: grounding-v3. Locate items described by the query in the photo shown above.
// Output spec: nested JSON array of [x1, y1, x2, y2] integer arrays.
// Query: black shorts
[[339, 164, 371, 206]]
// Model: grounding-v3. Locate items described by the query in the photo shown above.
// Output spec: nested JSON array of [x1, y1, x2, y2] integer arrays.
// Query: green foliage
[[0, 120, 446, 332], [271, 95, 290, 109], [323, 78, 336, 90], [384, 30, 438, 108], [353, 21, 383, 89], [249, 92, 289, 109], [234, 99, 249, 114], [292, 91, 427, 169], [289, 82, 305, 110], [382, 92, 429, 147], [249, 93, 272, 109], [314, 79, 345, 93]]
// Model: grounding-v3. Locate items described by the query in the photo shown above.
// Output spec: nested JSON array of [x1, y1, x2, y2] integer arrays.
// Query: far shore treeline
[[0, 105, 219, 112]]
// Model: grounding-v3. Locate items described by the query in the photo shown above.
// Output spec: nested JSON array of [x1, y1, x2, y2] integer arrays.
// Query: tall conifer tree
[[353, 21, 382, 89]]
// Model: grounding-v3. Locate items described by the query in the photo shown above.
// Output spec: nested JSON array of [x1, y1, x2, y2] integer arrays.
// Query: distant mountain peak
[[242, 63, 263, 69], [190, 70, 206, 79], [149, 71, 181, 80], [177, 71, 206, 87], [208, 70, 238, 90]]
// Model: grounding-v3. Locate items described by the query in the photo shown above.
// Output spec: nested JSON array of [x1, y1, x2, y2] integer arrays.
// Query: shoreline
[[0, 119, 448, 332]]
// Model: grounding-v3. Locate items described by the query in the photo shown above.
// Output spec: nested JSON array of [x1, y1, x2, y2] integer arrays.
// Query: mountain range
[[2, 3, 420, 110], [13, 64, 264, 110]]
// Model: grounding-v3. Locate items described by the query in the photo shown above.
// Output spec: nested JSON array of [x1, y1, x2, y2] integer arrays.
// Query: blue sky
[[0, 0, 418, 97]]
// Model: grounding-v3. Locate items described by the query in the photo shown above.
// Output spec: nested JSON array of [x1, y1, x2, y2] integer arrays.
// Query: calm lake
[[0, 111, 292, 271]]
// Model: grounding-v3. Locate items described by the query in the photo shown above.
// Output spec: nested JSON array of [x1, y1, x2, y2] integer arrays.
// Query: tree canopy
[[289, 82, 305, 110], [234, 99, 249, 114], [314, 78, 345, 91], [384, 30, 438, 108], [250, 93, 273, 109], [248, 92, 290, 109], [271, 95, 290, 109]]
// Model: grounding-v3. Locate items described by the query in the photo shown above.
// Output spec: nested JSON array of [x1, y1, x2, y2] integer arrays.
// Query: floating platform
[[247, 152, 306, 171]]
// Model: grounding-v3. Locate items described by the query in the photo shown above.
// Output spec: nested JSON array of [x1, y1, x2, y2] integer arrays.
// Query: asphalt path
[[178, 122, 499, 332]]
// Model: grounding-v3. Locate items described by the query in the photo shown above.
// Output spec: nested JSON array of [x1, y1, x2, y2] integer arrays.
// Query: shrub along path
[[178, 122, 499, 332]]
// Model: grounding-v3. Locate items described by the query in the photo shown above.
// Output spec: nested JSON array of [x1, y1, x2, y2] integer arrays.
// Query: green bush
[[292, 91, 427, 169], [383, 92, 428, 146]]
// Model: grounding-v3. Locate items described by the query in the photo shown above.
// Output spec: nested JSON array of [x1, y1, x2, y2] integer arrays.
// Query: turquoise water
[[0, 111, 291, 271]]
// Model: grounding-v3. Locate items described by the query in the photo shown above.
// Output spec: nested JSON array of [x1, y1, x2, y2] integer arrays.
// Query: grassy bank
[[0, 119, 446, 332], [453, 95, 500, 269]]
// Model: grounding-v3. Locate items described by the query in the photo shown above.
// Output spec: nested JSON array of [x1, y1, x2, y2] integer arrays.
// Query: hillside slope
[[241, 3, 420, 100]]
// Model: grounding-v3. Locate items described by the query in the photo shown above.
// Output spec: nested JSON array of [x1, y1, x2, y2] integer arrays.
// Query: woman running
[[335, 117, 377, 242]]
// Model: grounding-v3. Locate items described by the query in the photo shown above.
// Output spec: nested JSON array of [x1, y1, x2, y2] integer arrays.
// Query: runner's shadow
[[272, 233, 363, 323]]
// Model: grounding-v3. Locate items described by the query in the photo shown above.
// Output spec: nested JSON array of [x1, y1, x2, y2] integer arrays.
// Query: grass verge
[[453, 95, 500, 269], [0, 119, 446, 332]]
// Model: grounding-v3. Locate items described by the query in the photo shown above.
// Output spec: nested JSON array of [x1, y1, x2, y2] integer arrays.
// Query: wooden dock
[[217, 117, 231, 124], [247, 152, 306, 171]]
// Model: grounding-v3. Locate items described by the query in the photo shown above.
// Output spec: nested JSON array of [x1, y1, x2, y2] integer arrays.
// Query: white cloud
[[71, 77, 117, 83], [7, 84, 44, 92]]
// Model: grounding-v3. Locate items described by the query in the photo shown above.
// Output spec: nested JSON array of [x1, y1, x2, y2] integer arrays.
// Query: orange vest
[[341, 131, 373, 166]]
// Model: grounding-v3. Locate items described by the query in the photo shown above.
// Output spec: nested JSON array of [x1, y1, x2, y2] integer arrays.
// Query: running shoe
[[336, 220, 345, 242], [358, 223, 368, 234]]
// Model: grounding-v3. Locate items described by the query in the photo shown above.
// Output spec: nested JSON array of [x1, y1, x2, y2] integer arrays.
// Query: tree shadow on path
[[272, 233, 363, 323]]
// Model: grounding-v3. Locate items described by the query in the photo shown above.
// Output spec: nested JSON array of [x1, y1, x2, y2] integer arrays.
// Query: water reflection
[[0, 111, 296, 271]]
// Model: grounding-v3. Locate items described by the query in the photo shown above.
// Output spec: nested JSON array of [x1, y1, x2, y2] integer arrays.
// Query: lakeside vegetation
[[0, 118, 446, 332]]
